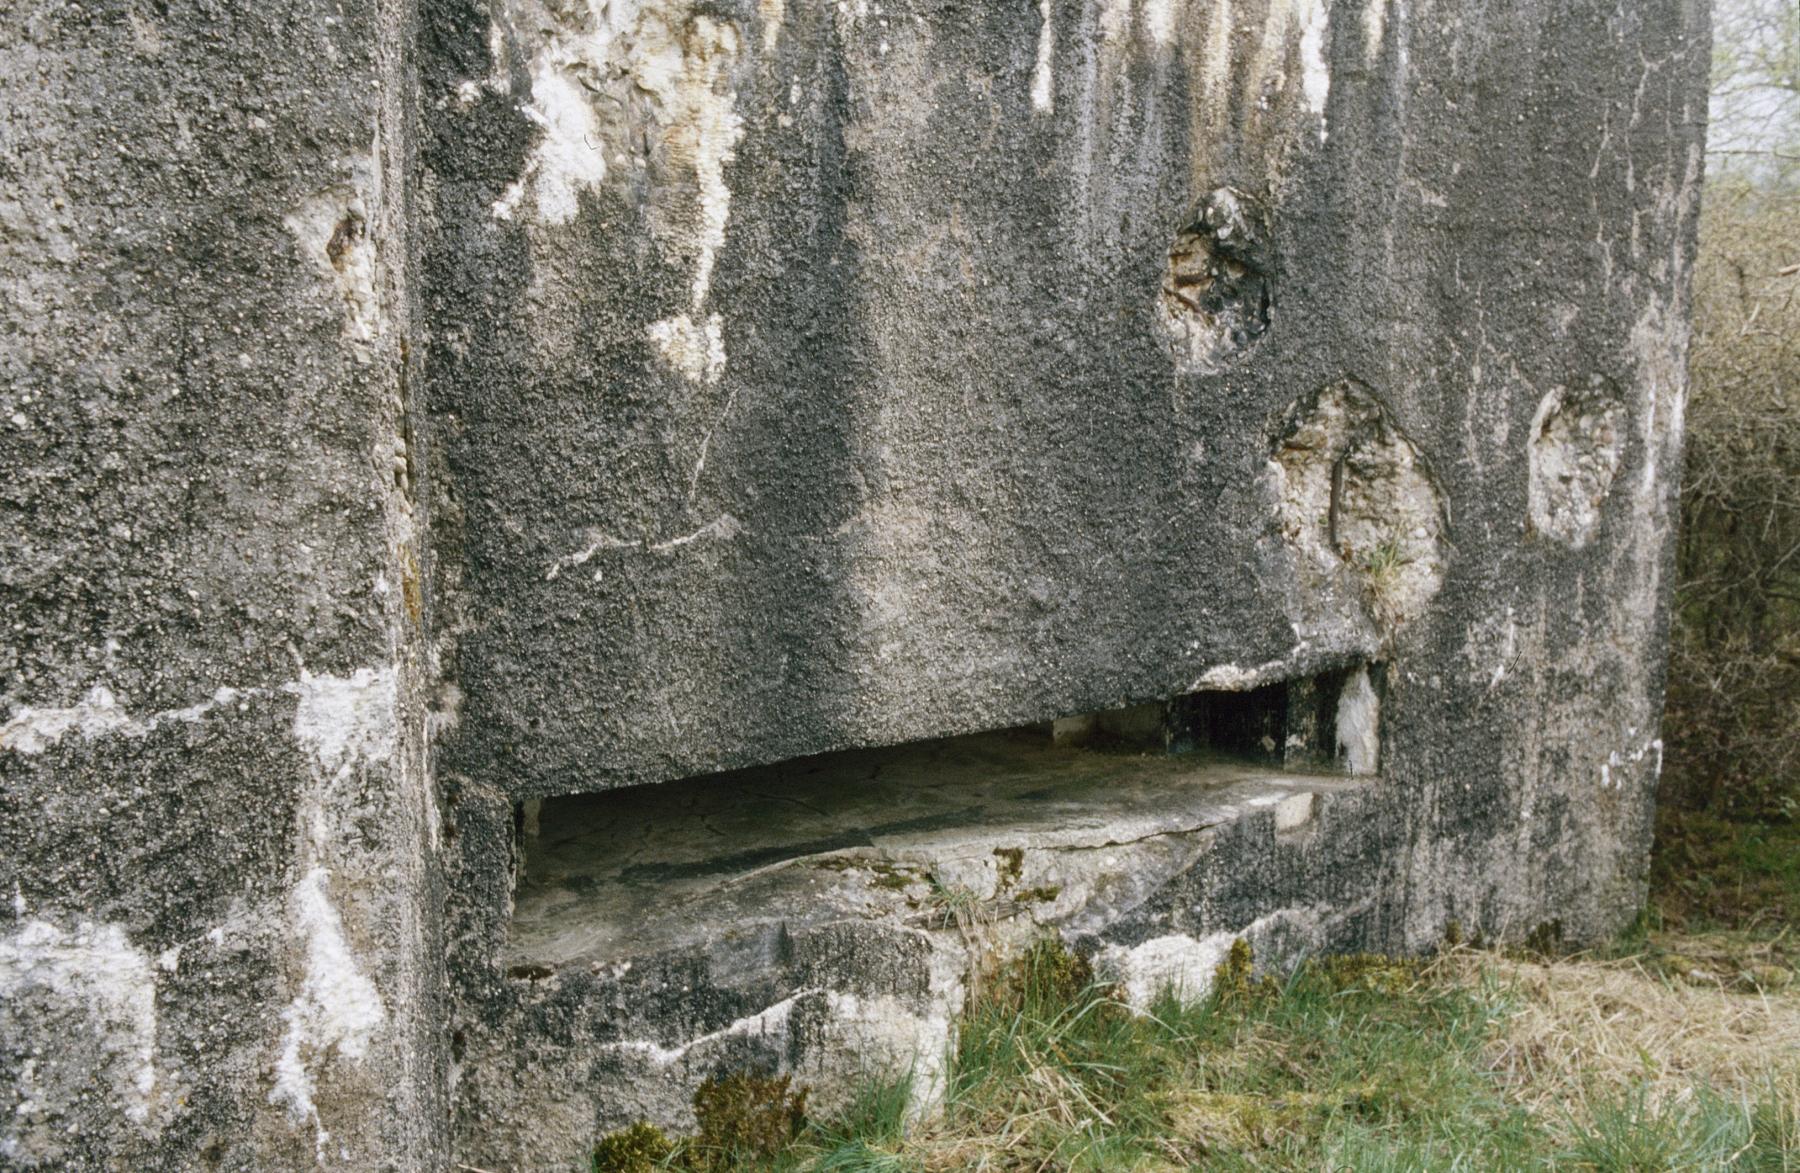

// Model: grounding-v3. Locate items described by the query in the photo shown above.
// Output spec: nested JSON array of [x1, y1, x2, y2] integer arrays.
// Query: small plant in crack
[[926, 875, 984, 932], [928, 875, 998, 1001], [1358, 534, 1410, 579], [1356, 533, 1414, 621]]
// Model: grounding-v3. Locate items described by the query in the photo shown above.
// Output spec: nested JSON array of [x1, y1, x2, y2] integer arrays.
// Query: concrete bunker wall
[[0, 0, 1706, 1168]]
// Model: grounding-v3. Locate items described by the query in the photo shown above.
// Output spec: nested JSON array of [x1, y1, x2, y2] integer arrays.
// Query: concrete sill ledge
[[510, 730, 1371, 970]]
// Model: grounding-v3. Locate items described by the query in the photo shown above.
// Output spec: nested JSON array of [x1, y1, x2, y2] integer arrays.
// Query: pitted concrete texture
[[0, 2, 437, 1169], [2, 0, 1706, 1167]]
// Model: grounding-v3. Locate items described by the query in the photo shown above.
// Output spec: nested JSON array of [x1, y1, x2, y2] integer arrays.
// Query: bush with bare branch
[[1663, 172, 1800, 819]]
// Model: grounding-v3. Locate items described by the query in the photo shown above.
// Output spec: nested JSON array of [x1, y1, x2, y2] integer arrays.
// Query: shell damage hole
[[1527, 375, 1627, 548], [1273, 381, 1448, 627], [326, 210, 365, 271], [1159, 187, 1272, 373]]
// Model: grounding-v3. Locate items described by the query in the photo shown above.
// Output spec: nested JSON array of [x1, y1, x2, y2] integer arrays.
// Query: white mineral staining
[[286, 666, 398, 780], [1098, 0, 1133, 43], [1141, 0, 1177, 46], [0, 687, 139, 754], [1239, 0, 1330, 129], [1296, 0, 1331, 129], [498, 2, 747, 381], [0, 666, 403, 761], [1271, 381, 1447, 627], [1527, 377, 1627, 548], [610, 990, 813, 1066], [1200, 0, 1234, 107], [1113, 0, 1328, 181], [1095, 932, 1233, 1009], [758, 0, 785, 50], [1191, 659, 1290, 691], [1363, 0, 1389, 62], [271, 668, 397, 1150], [1274, 790, 1317, 831], [1094, 909, 1327, 1011], [268, 869, 387, 1135], [647, 512, 742, 551], [1601, 737, 1663, 791], [1031, 0, 1054, 113], [643, 16, 746, 383], [1335, 666, 1380, 775], [520, 68, 608, 227], [546, 513, 743, 580], [490, 177, 528, 221], [1, 684, 253, 755], [0, 918, 160, 1127], [501, 1, 639, 225], [647, 311, 729, 384]]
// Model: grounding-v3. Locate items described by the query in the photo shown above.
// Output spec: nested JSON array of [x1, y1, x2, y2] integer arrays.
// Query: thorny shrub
[[1663, 175, 1800, 822]]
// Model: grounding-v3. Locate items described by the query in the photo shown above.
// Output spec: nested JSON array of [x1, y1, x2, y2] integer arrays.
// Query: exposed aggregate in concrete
[[0, 0, 1707, 1167]]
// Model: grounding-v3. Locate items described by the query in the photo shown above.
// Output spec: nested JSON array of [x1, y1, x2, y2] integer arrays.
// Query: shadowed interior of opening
[[506, 667, 1380, 970]]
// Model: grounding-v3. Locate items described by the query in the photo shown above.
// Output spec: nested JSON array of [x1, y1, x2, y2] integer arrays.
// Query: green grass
[[1653, 808, 1800, 937], [596, 938, 1798, 1172], [1561, 1082, 1800, 1172]]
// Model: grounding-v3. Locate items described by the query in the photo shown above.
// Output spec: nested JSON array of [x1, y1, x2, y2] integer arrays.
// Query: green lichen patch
[[1212, 937, 1279, 1006], [591, 1120, 675, 1173], [687, 1072, 808, 1171]]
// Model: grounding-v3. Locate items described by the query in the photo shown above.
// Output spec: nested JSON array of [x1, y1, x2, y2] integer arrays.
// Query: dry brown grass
[[900, 946, 1800, 1169], [1444, 948, 1800, 1118]]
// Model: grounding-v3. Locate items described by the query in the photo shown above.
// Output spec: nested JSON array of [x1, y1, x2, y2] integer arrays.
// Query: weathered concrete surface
[[2, 0, 1705, 1167], [0, 2, 440, 1169], [425, 0, 1703, 1160]]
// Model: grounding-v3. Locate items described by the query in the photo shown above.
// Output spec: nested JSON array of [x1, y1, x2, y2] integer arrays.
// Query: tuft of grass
[[1357, 533, 1414, 622], [1561, 1082, 1800, 1172], [796, 1071, 915, 1168], [923, 877, 982, 930], [925, 938, 1550, 1169]]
